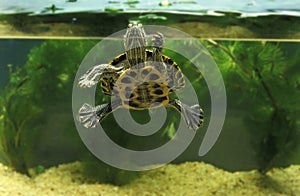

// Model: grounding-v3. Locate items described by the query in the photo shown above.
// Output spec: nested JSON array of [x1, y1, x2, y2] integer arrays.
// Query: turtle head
[[124, 22, 147, 68], [124, 23, 147, 50]]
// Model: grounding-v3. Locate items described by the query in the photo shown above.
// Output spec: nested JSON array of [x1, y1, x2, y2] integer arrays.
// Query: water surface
[[1, 0, 300, 17]]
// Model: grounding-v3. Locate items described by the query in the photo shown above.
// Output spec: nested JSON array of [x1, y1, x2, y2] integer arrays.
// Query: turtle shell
[[115, 66, 170, 109], [99, 50, 185, 99]]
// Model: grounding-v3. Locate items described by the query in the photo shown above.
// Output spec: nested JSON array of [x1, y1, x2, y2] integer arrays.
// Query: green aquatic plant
[[0, 64, 41, 175], [0, 38, 183, 184], [0, 40, 98, 175], [5, 37, 299, 179], [206, 40, 300, 172]]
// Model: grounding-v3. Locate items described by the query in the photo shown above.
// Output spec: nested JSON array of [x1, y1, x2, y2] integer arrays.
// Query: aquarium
[[1, 0, 300, 195]]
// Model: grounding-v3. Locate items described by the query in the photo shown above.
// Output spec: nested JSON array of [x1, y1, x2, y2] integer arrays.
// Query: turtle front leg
[[78, 99, 122, 128], [152, 32, 164, 61], [152, 32, 168, 80], [168, 98, 204, 130], [79, 64, 123, 88]]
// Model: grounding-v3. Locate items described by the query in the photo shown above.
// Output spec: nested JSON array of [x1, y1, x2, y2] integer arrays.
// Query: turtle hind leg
[[78, 103, 107, 128], [168, 99, 204, 130], [78, 99, 121, 128], [78, 64, 123, 88]]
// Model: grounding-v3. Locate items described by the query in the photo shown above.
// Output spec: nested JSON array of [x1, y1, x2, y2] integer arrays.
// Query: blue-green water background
[[1, 0, 300, 178], [1, 39, 300, 173], [0, 40, 42, 89]]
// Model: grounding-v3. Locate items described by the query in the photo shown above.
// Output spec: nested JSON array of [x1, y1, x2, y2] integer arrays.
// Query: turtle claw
[[78, 77, 98, 88]]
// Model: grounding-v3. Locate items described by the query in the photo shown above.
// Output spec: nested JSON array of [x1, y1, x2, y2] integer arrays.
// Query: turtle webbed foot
[[79, 99, 121, 128], [79, 103, 101, 128], [78, 103, 107, 128], [182, 104, 204, 130], [78, 64, 122, 88], [169, 99, 204, 130]]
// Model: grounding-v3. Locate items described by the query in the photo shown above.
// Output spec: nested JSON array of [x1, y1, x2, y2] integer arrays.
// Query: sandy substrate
[[0, 161, 299, 196]]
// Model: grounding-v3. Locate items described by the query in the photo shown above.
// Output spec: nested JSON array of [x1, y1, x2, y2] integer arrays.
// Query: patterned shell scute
[[115, 66, 170, 109], [99, 50, 185, 105]]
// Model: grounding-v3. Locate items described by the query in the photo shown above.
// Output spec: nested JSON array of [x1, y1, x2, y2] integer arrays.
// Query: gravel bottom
[[0, 161, 299, 196]]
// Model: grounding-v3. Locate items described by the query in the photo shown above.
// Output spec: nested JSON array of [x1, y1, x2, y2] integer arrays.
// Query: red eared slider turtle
[[78, 23, 204, 130]]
